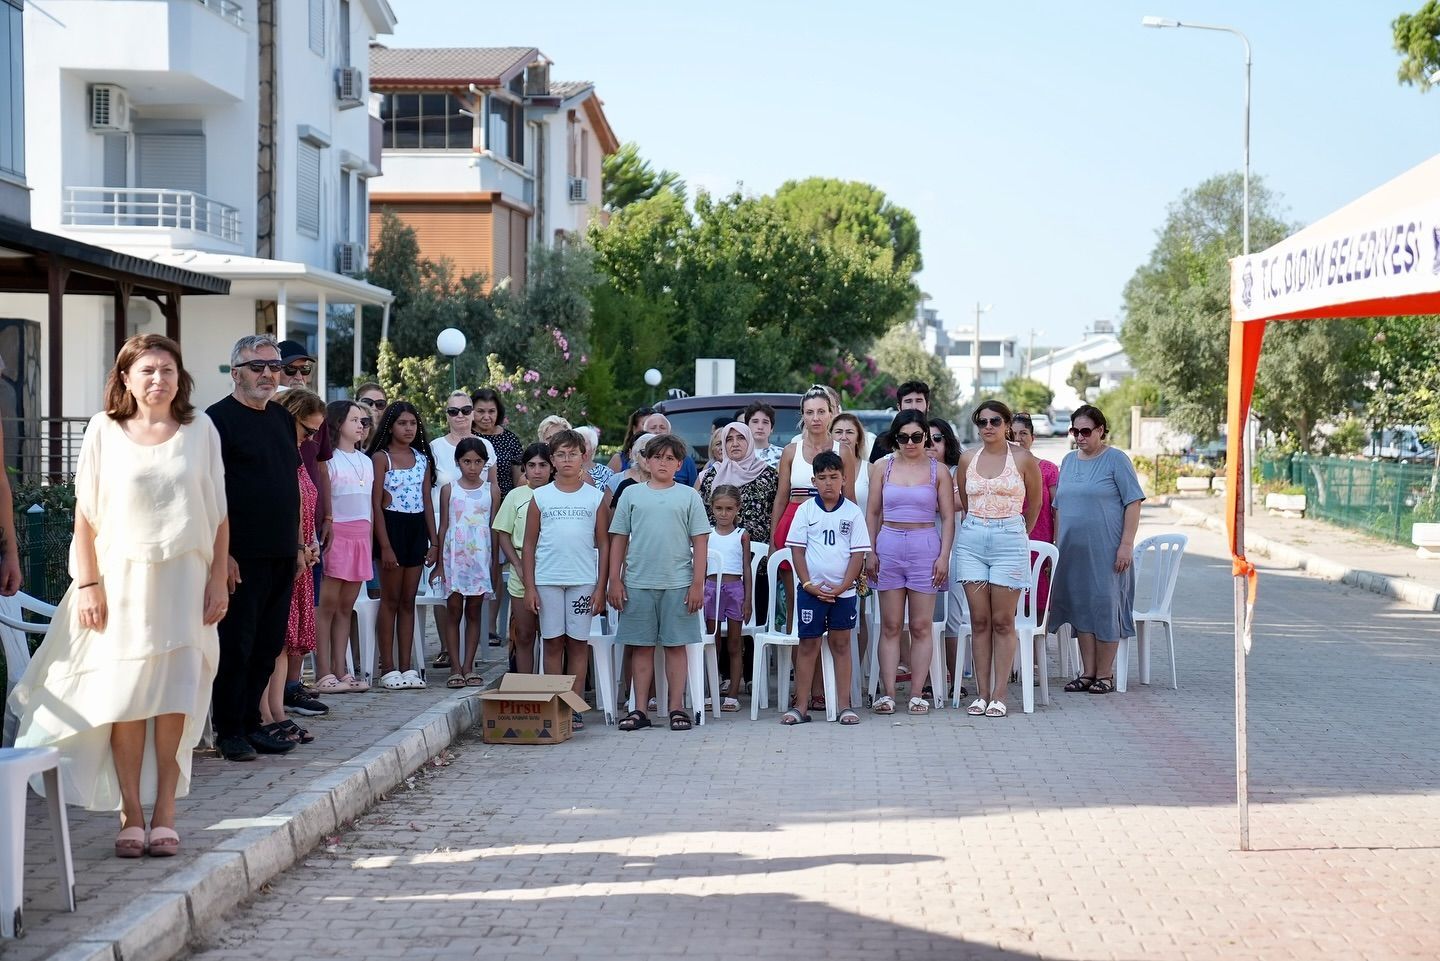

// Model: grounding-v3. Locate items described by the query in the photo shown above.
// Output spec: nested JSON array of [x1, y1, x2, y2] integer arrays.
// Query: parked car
[[653, 392, 803, 462], [1050, 410, 1072, 436], [1363, 425, 1435, 462], [1029, 413, 1054, 436]]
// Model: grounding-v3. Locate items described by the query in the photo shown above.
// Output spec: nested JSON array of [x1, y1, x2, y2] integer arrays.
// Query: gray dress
[[1048, 446, 1146, 641]]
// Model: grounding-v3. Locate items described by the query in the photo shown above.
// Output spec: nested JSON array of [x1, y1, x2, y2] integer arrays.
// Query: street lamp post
[[644, 367, 663, 405], [436, 327, 466, 391], [1144, 14, 1254, 853]]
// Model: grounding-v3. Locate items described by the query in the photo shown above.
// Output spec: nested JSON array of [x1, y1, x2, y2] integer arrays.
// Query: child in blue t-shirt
[[785, 451, 871, 726]]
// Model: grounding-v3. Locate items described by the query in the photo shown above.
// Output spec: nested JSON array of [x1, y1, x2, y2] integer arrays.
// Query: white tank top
[[328, 448, 373, 523], [707, 527, 746, 575]]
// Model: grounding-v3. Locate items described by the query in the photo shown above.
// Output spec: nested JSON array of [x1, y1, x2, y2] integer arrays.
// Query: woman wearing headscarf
[[698, 422, 780, 548]]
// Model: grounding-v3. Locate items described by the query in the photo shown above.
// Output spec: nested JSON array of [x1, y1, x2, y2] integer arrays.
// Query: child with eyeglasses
[[315, 400, 374, 693]]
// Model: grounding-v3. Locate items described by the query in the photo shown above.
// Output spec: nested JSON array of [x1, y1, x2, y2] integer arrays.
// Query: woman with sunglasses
[[429, 391, 498, 669], [955, 400, 1042, 719], [1048, 404, 1145, 696], [863, 409, 953, 716], [355, 383, 387, 446]]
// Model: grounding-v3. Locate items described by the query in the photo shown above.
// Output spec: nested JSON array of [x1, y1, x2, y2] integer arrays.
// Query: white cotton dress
[[7, 412, 227, 811]]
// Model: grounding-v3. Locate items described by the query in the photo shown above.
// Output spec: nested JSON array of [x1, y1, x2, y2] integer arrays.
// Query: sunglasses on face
[[301, 424, 319, 439], [237, 360, 284, 374], [929, 433, 945, 444], [360, 417, 373, 428], [897, 431, 927, 445], [358, 397, 387, 410], [283, 363, 314, 377], [446, 405, 474, 418], [976, 416, 1005, 428], [1069, 426, 1099, 438]]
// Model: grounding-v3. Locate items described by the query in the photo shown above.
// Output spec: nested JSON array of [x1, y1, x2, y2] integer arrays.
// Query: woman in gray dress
[[1049, 405, 1145, 694]]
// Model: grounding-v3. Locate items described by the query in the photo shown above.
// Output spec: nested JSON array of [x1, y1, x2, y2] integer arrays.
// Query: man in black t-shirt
[[208, 335, 303, 761], [869, 380, 932, 462]]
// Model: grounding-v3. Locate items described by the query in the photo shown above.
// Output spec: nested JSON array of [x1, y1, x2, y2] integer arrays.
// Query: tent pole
[[1234, 574, 1249, 850]]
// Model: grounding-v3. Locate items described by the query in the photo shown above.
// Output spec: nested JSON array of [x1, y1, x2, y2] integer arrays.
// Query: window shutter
[[308, 0, 325, 55], [339, 168, 351, 241], [297, 140, 321, 236], [135, 133, 206, 194]]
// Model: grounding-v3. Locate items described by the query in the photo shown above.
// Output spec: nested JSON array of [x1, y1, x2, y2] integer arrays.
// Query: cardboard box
[[478, 674, 590, 745]]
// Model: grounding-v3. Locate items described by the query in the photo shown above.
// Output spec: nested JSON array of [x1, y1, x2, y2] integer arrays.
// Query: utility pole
[[970, 302, 991, 442], [1024, 328, 1042, 379]]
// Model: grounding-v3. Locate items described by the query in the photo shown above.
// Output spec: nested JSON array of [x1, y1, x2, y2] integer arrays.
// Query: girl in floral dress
[[432, 437, 497, 687]]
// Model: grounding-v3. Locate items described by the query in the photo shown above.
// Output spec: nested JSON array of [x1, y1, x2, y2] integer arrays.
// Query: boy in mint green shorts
[[607, 433, 710, 732]]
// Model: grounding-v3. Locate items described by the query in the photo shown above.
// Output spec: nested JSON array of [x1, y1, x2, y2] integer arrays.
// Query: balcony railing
[[194, 0, 244, 26], [62, 186, 242, 244]]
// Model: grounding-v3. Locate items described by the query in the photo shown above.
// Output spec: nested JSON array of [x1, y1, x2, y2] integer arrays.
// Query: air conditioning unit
[[90, 84, 131, 132], [335, 241, 363, 276], [568, 177, 588, 203], [334, 67, 364, 108]]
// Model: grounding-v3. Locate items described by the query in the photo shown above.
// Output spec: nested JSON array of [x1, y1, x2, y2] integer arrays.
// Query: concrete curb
[[1167, 499, 1440, 613], [52, 692, 484, 961]]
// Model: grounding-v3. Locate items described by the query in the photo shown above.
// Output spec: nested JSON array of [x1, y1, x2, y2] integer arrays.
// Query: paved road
[[186, 505, 1440, 961]]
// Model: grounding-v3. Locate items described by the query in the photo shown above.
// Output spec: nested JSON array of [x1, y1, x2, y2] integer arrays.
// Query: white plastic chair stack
[[694, 550, 727, 722], [0, 593, 55, 749], [1015, 541, 1059, 714], [1119, 533, 1188, 692], [752, 549, 802, 719], [0, 746, 76, 938]]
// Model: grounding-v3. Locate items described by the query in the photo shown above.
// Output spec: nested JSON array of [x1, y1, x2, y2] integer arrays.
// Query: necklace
[[334, 448, 369, 487]]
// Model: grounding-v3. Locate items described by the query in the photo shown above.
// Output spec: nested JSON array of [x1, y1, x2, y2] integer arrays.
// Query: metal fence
[[2, 416, 88, 484], [1268, 454, 1439, 545], [13, 504, 73, 605]]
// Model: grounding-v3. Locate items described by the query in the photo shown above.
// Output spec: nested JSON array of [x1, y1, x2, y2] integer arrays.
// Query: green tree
[[1066, 362, 1100, 399], [1363, 315, 1440, 464], [771, 177, 923, 277], [590, 189, 918, 392], [1122, 173, 1369, 451], [602, 142, 686, 209], [872, 326, 960, 419], [1393, 2, 1440, 89], [1001, 376, 1054, 414]]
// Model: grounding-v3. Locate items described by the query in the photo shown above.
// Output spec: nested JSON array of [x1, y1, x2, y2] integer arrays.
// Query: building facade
[[912, 304, 1022, 404], [367, 46, 618, 290], [12, 0, 396, 411], [1027, 320, 1133, 413]]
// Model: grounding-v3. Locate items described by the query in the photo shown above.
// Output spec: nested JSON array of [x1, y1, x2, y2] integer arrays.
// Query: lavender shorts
[[704, 578, 745, 623], [874, 526, 941, 594]]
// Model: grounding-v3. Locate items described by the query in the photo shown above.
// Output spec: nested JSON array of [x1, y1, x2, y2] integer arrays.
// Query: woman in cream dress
[[8, 334, 229, 857]]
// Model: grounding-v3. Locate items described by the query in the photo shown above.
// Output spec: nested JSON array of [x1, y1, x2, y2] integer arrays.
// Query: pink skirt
[[325, 519, 373, 583]]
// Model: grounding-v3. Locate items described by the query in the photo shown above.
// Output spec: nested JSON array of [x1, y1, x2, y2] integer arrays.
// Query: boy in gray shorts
[[607, 433, 710, 732]]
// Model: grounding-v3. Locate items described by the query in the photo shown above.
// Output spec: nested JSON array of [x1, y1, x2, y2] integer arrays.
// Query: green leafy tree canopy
[[1394, 2, 1440, 90], [602, 142, 686, 209], [1001, 376, 1054, 415]]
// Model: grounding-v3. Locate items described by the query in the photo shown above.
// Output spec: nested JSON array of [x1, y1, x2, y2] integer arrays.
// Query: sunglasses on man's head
[[446, 405, 474, 418], [1069, 426, 1100, 438], [896, 430, 928, 445], [975, 416, 1005, 428], [358, 397, 387, 411], [283, 362, 314, 377], [237, 360, 284, 374]]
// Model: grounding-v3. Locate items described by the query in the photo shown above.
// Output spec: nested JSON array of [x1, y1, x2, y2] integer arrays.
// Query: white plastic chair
[[864, 588, 946, 710], [349, 591, 426, 685], [1120, 533, 1188, 692], [0, 593, 55, 749], [751, 549, 837, 720], [0, 746, 76, 938], [587, 607, 624, 725], [1015, 541, 1059, 714]]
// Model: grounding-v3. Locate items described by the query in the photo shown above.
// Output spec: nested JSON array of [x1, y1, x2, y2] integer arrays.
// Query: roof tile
[[370, 46, 538, 85]]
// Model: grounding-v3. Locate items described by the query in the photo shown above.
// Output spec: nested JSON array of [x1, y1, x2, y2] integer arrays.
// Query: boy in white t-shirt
[[785, 450, 870, 726], [523, 430, 607, 729]]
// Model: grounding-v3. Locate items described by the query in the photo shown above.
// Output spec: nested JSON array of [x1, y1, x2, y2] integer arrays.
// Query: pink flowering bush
[[810, 354, 894, 408], [482, 325, 590, 439]]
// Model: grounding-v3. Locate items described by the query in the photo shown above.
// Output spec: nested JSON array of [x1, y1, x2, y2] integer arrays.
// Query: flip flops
[[838, 709, 861, 725], [872, 695, 896, 715], [985, 700, 1009, 717], [780, 708, 811, 726], [445, 673, 466, 689], [464, 672, 485, 687], [967, 698, 989, 716]]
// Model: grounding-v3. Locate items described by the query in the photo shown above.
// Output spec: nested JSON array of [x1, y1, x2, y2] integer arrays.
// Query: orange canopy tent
[[1224, 152, 1440, 849]]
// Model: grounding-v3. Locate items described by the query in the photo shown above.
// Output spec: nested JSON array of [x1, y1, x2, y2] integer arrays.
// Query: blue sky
[[386, 1, 1436, 350]]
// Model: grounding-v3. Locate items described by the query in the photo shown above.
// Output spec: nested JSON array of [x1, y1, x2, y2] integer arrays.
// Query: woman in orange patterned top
[[954, 400, 1042, 719]]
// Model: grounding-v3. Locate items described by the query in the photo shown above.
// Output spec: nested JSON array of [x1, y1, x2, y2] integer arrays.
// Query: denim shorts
[[955, 515, 1030, 590], [874, 526, 941, 594]]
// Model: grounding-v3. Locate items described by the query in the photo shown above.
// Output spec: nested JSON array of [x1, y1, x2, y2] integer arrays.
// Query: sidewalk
[[11, 625, 509, 961], [1165, 493, 1440, 612]]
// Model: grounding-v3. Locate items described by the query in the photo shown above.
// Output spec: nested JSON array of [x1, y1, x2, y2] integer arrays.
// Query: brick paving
[[10, 616, 507, 961], [177, 505, 1440, 961]]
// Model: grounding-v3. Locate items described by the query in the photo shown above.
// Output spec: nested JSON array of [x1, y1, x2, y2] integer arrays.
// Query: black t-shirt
[[610, 477, 638, 510], [207, 394, 301, 559], [869, 437, 893, 463]]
